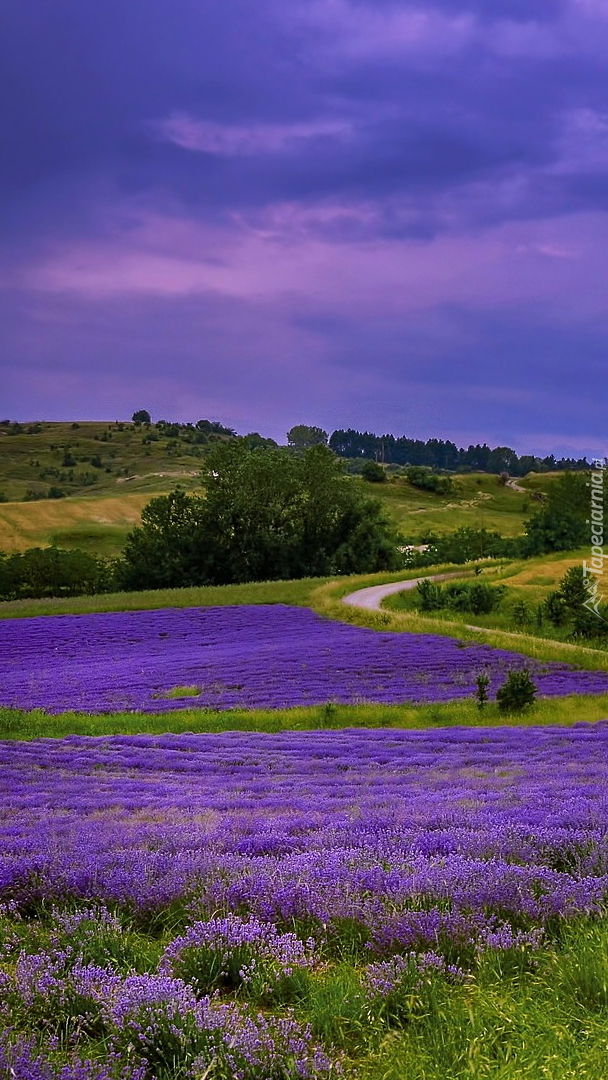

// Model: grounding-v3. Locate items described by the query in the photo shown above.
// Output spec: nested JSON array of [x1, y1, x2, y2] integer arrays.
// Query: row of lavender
[[2, 605, 608, 712], [2, 725, 608, 1077]]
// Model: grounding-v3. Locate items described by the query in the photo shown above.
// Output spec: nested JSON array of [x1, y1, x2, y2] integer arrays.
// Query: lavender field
[[2, 604, 608, 714], [2, 724, 608, 1078]]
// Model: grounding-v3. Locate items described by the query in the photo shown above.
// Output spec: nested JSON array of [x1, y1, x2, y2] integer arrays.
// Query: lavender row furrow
[[1, 605, 607, 712], [3, 725, 608, 936]]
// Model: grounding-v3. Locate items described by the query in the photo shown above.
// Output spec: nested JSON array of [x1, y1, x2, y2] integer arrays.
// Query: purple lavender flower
[[364, 950, 466, 997], [4, 724, 608, 1076], [160, 915, 317, 999], [1, 605, 607, 713]]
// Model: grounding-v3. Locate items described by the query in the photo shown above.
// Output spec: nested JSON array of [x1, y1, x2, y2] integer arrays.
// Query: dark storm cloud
[[2, 0, 607, 229], [2, 0, 608, 451]]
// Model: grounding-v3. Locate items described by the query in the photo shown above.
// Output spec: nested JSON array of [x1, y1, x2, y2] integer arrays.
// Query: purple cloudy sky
[[1, 0, 607, 455]]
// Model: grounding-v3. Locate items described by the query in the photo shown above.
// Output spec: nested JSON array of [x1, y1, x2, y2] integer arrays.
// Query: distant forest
[[328, 429, 590, 476], [0, 417, 593, 478]]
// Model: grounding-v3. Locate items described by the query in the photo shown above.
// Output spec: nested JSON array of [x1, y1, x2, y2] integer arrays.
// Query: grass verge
[[1, 692, 607, 741], [0, 574, 332, 619], [309, 564, 608, 672]]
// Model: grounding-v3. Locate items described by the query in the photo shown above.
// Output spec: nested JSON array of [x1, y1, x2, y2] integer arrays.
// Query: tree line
[[131, 414, 594, 475], [328, 428, 590, 475]]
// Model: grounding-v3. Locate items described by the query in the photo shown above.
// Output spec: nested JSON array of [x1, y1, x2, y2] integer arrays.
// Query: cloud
[[2, 0, 608, 451], [156, 114, 353, 155]]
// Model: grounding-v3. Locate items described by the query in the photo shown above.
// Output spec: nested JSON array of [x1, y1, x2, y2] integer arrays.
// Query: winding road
[[341, 571, 605, 655], [341, 572, 469, 611]]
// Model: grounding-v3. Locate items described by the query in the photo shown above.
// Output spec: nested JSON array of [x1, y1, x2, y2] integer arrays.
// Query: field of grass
[[362, 470, 554, 541], [0, 420, 212, 552], [2, 690, 608, 741], [0, 493, 154, 556], [0, 420, 208, 500], [0, 469, 534, 554], [0, 420, 563, 554], [352, 922, 608, 1080]]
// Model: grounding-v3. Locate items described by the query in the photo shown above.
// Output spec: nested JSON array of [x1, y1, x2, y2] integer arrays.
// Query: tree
[[544, 565, 607, 638], [523, 471, 600, 555], [132, 409, 151, 425], [286, 425, 328, 450], [241, 432, 278, 450], [120, 442, 401, 589], [120, 489, 208, 589], [361, 460, 386, 483]]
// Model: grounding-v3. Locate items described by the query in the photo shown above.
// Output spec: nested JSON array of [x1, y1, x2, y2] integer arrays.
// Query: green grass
[[366, 471, 560, 542], [46, 523, 135, 558], [2, 692, 608, 741], [0, 420, 208, 503], [0, 574, 331, 619], [3, 903, 608, 1078], [348, 919, 608, 1079], [159, 685, 202, 699], [381, 550, 608, 654], [0, 492, 155, 555]]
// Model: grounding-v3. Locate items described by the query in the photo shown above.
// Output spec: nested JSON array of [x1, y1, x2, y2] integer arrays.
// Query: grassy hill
[[357, 470, 553, 542], [0, 421, 560, 555], [0, 420, 219, 554], [0, 420, 213, 502]]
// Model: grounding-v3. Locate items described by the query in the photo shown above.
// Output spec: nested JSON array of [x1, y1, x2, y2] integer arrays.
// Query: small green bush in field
[[416, 579, 444, 611], [416, 579, 505, 616], [496, 669, 537, 714], [474, 672, 491, 709], [361, 460, 387, 483]]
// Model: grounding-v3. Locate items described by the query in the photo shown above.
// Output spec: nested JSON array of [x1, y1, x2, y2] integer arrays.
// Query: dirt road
[[341, 572, 469, 611]]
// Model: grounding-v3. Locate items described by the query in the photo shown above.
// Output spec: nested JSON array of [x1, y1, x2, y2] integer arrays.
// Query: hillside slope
[[0, 422, 557, 555]]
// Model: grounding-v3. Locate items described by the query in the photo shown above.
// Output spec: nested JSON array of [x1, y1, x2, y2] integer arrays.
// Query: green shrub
[[496, 669, 537, 714], [442, 582, 506, 615], [361, 460, 386, 483], [474, 672, 490, 709], [416, 579, 444, 611], [405, 466, 452, 494], [416, 580, 505, 616]]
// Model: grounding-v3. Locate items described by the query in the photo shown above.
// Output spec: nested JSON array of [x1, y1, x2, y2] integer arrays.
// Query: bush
[[405, 466, 452, 495], [545, 591, 568, 627], [496, 670, 537, 714], [416, 580, 506, 616], [420, 528, 523, 566], [442, 582, 506, 615], [416, 579, 444, 611], [474, 672, 490, 709], [361, 460, 386, 483]]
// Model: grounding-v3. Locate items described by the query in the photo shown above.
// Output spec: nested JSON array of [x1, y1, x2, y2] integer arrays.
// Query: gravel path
[[341, 572, 468, 611], [341, 571, 606, 656]]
